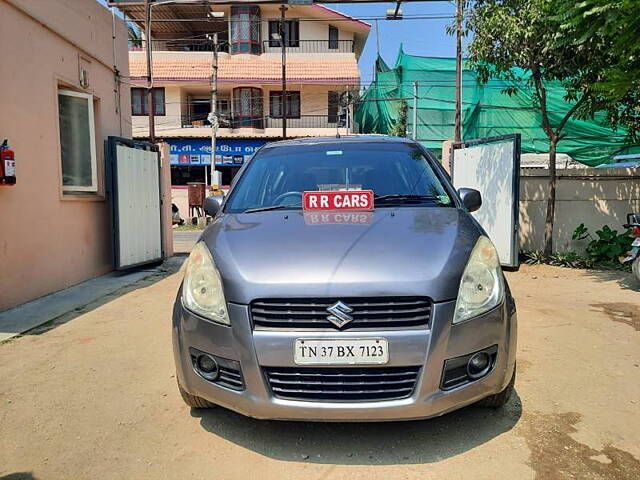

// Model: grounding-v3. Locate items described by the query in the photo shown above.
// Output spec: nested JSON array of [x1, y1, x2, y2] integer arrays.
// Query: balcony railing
[[129, 39, 353, 54], [261, 40, 354, 54], [265, 115, 341, 129], [130, 39, 229, 52], [181, 114, 341, 130], [182, 113, 232, 128]]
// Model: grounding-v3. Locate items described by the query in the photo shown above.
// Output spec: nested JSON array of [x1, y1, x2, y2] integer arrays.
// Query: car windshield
[[224, 142, 452, 213]]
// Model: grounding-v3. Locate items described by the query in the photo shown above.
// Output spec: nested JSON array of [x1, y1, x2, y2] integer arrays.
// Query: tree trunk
[[543, 137, 558, 256]]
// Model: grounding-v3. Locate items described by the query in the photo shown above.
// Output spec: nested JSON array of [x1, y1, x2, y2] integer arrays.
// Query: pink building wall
[[0, 0, 131, 311]]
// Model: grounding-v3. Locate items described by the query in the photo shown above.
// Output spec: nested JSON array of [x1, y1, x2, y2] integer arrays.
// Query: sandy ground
[[1, 264, 639, 480]]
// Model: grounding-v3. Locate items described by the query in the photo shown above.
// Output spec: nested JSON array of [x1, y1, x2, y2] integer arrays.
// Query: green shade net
[[355, 46, 639, 166]]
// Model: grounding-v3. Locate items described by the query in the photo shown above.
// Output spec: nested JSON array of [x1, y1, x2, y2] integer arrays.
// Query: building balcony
[[180, 114, 343, 131], [181, 113, 233, 129]]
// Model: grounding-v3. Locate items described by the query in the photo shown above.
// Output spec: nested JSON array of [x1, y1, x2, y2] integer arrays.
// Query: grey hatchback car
[[172, 136, 517, 421]]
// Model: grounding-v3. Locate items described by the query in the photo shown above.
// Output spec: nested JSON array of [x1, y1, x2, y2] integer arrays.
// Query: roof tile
[[129, 53, 359, 84]]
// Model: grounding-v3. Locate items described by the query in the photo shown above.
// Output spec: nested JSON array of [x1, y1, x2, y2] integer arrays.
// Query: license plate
[[294, 338, 389, 365]]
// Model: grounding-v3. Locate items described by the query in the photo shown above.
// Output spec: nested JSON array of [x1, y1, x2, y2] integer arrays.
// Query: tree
[[553, 0, 640, 140], [391, 100, 408, 137], [465, 0, 603, 256]]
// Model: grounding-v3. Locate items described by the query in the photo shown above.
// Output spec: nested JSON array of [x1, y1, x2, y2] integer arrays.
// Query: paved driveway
[[1, 265, 639, 479]]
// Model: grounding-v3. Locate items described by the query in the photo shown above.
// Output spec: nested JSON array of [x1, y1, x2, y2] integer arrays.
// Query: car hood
[[200, 207, 482, 304]]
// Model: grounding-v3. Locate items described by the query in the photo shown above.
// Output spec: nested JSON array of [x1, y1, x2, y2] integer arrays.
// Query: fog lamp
[[467, 352, 491, 379], [196, 354, 219, 380]]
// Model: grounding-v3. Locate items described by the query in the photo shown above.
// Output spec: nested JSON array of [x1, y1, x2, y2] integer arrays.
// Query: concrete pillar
[[441, 140, 454, 175], [159, 142, 174, 259]]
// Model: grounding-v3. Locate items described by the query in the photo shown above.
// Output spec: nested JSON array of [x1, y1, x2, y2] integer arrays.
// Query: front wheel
[[477, 367, 515, 408], [177, 379, 216, 409]]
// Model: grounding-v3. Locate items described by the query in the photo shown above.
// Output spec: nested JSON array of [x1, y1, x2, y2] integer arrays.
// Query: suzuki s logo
[[326, 301, 354, 329]]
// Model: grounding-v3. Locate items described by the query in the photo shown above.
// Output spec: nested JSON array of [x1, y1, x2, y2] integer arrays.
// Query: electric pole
[[454, 0, 463, 143], [279, 4, 287, 139], [412, 81, 418, 140], [144, 0, 155, 143], [374, 20, 380, 80], [208, 32, 219, 189]]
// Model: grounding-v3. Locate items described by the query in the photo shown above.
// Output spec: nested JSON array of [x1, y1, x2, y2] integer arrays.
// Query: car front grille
[[251, 297, 431, 330], [264, 366, 421, 402]]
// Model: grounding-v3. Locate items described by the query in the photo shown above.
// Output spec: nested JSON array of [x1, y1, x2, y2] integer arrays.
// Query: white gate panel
[[451, 135, 520, 267], [110, 139, 162, 269]]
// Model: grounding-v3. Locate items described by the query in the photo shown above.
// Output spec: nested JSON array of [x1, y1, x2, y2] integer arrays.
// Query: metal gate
[[106, 137, 163, 270], [450, 134, 521, 268]]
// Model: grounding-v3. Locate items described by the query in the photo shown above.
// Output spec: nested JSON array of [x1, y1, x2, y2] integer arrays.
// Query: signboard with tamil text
[[168, 139, 268, 167]]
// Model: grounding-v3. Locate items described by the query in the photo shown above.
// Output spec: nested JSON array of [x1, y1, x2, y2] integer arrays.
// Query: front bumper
[[172, 296, 517, 421]]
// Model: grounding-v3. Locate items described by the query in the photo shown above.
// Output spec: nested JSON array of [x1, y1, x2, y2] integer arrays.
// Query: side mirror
[[204, 193, 225, 217], [458, 188, 482, 213]]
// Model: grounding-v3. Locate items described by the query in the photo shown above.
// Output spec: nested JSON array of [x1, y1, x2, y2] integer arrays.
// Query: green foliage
[[464, 0, 603, 256], [523, 250, 592, 269], [391, 100, 408, 138], [523, 250, 546, 265], [548, 252, 592, 269], [465, 0, 591, 97], [572, 223, 589, 241], [572, 224, 634, 263], [552, 0, 640, 140], [523, 223, 634, 270]]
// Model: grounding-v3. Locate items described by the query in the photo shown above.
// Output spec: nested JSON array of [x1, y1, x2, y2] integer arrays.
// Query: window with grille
[[268, 20, 300, 47], [233, 87, 263, 128], [231, 6, 261, 54], [131, 88, 165, 116], [270, 91, 300, 119]]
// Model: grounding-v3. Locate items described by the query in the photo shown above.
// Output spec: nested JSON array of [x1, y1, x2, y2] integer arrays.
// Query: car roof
[[261, 135, 417, 149]]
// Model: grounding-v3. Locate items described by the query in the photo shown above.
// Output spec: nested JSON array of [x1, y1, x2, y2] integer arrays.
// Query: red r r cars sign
[[303, 190, 374, 211]]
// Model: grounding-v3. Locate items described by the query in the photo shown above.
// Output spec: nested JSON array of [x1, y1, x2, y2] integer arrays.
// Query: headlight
[[182, 242, 230, 325], [453, 236, 504, 324]]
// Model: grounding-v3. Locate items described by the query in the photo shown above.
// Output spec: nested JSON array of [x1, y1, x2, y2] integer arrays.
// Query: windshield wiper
[[374, 194, 444, 205], [242, 204, 301, 213]]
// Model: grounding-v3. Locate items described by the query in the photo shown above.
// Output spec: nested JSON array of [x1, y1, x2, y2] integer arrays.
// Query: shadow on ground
[[0, 473, 38, 480], [192, 390, 522, 465], [15, 258, 185, 339], [583, 268, 639, 292]]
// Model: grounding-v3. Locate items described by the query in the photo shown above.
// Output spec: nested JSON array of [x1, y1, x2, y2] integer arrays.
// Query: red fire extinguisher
[[1, 140, 16, 185]]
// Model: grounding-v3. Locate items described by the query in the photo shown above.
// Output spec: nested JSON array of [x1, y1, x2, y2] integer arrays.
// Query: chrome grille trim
[[264, 366, 421, 402], [251, 297, 431, 330]]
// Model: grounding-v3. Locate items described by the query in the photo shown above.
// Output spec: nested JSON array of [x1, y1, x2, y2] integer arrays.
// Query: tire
[[177, 379, 216, 409], [477, 367, 515, 408], [632, 257, 640, 283]]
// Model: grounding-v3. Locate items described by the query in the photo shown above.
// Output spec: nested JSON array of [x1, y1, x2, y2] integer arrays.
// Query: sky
[[326, 1, 460, 85], [98, 0, 463, 85]]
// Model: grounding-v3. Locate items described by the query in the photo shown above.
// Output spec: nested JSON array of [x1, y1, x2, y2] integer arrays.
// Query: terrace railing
[[130, 39, 353, 54], [261, 39, 354, 54], [181, 114, 341, 130]]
